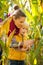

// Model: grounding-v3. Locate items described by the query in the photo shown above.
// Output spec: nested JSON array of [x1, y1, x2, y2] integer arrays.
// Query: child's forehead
[[22, 23, 29, 29]]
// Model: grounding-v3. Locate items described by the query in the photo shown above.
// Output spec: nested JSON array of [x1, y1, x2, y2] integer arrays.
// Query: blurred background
[[0, 0, 43, 65]]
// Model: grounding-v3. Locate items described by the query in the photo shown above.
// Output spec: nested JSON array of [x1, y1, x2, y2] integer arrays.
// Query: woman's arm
[[6, 29, 15, 47]]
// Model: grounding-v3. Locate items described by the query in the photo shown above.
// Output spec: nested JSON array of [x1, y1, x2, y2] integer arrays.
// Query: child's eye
[[23, 28, 25, 29]]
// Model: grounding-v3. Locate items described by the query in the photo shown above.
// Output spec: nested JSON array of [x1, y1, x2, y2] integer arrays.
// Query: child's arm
[[17, 39, 34, 51]]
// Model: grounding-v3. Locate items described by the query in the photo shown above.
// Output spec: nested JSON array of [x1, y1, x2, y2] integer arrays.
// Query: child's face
[[20, 27, 28, 36]]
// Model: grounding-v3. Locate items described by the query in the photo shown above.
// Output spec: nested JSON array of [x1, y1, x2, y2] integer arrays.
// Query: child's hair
[[22, 22, 29, 31]]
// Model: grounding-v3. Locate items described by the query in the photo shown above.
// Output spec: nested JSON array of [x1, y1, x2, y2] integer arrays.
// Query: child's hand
[[23, 39, 34, 49], [18, 42, 23, 48]]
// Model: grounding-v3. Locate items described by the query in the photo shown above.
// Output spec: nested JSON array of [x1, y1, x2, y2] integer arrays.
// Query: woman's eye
[[20, 22, 22, 23], [20, 21, 23, 23]]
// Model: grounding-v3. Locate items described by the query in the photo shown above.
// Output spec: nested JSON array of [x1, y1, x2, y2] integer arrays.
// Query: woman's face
[[13, 16, 26, 28]]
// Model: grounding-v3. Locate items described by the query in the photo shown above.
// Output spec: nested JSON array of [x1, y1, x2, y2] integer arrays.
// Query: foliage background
[[0, 0, 43, 65]]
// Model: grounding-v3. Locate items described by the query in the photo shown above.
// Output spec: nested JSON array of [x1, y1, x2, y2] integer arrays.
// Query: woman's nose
[[21, 23, 24, 26]]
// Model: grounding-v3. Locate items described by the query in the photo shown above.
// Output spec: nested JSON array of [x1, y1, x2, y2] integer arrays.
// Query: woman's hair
[[13, 4, 19, 10], [40, 0, 43, 5], [12, 4, 26, 19]]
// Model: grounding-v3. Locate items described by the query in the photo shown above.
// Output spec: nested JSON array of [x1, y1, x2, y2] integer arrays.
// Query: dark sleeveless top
[[8, 19, 20, 37]]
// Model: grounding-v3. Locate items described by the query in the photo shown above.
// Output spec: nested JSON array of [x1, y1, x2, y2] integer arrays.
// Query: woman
[[1, 5, 34, 65], [2, 5, 27, 65]]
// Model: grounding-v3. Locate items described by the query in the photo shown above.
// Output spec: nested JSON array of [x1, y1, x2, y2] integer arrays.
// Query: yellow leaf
[[34, 58, 37, 65]]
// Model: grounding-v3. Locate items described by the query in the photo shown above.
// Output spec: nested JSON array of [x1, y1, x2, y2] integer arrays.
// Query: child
[[11, 22, 34, 52], [18, 23, 34, 51], [7, 22, 34, 65]]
